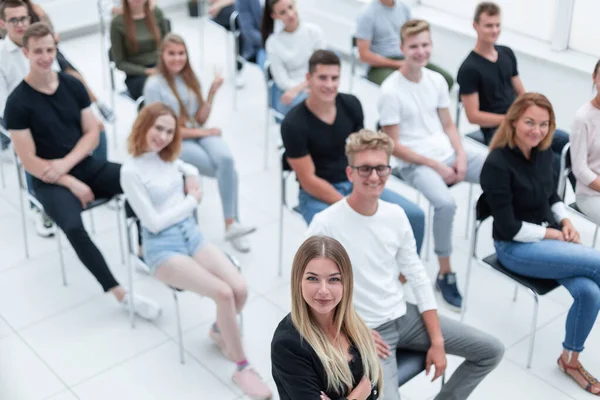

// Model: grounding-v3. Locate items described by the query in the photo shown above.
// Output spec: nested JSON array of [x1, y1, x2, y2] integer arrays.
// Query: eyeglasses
[[7, 16, 31, 26], [350, 164, 392, 177]]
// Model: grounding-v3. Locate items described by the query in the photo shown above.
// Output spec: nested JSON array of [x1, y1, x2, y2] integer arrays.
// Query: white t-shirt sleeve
[[309, 23, 326, 50], [435, 72, 451, 109], [393, 207, 437, 313], [355, 8, 374, 41], [120, 163, 198, 234], [378, 83, 402, 127]]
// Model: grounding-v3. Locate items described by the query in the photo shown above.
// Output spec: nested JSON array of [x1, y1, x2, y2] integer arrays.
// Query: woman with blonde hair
[[120, 102, 272, 400], [271, 235, 382, 400], [481, 93, 600, 396], [143, 33, 255, 252]]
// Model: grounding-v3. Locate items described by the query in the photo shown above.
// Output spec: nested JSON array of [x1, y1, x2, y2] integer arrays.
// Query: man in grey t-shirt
[[355, 0, 453, 88]]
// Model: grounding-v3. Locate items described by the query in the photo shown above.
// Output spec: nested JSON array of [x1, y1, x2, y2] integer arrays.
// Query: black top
[[5, 72, 91, 161], [271, 314, 379, 400], [480, 145, 561, 241], [281, 93, 364, 185], [457, 45, 518, 142]]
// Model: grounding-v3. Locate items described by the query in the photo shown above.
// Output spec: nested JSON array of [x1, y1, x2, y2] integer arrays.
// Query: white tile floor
[[1, 8, 600, 400]]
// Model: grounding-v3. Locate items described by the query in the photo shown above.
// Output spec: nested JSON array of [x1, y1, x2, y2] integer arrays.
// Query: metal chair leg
[[460, 215, 478, 321], [57, 232, 67, 286], [89, 210, 96, 234], [0, 155, 5, 189], [173, 290, 185, 364], [116, 199, 125, 264], [278, 173, 286, 277], [126, 217, 136, 328], [593, 226, 599, 248], [465, 184, 473, 239], [526, 289, 539, 368], [513, 284, 518, 302], [264, 95, 270, 170], [17, 176, 30, 259], [424, 204, 432, 262]]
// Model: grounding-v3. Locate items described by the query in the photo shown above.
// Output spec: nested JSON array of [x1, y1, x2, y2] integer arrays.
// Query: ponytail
[[261, 0, 279, 45]]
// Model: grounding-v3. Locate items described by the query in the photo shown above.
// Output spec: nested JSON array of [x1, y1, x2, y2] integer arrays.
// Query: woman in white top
[[261, 0, 325, 116], [120, 102, 272, 400], [570, 60, 600, 226], [144, 33, 255, 253]]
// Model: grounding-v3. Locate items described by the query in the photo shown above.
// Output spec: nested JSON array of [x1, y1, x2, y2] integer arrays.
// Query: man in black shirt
[[457, 2, 569, 186], [5, 23, 160, 320], [281, 50, 425, 251]]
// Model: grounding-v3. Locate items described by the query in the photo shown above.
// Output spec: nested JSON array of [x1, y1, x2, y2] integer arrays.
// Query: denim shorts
[[142, 217, 206, 274]]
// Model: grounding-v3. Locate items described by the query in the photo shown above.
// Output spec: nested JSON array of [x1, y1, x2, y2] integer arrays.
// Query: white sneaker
[[32, 208, 57, 238], [229, 235, 251, 253], [225, 222, 256, 240], [121, 293, 162, 321]]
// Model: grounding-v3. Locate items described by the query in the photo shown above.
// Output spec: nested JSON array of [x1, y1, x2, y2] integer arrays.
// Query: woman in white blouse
[[261, 0, 325, 116], [120, 102, 272, 400]]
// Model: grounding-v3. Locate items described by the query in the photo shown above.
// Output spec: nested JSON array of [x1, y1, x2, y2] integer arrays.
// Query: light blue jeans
[[180, 136, 238, 220], [495, 240, 600, 352], [271, 83, 308, 118], [298, 181, 425, 254]]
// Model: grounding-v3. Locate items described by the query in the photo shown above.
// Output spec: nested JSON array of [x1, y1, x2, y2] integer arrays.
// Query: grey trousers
[[399, 143, 487, 257], [375, 304, 504, 400]]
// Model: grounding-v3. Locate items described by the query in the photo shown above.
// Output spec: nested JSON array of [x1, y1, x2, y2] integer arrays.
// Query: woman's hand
[[545, 227, 565, 241], [320, 392, 331, 400], [184, 175, 201, 194], [346, 376, 372, 400], [371, 329, 391, 359], [561, 219, 581, 243], [425, 342, 447, 382], [145, 67, 159, 76], [210, 67, 224, 94], [280, 89, 298, 106]]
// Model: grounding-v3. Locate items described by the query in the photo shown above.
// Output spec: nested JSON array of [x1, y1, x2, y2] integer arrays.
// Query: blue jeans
[[271, 83, 307, 118], [180, 136, 238, 220], [495, 240, 600, 352], [299, 181, 425, 254], [25, 130, 108, 208]]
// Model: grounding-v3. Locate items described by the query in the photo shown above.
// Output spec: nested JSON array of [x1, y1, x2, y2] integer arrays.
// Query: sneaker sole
[[434, 284, 463, 313], [225, 227, 257, 240]]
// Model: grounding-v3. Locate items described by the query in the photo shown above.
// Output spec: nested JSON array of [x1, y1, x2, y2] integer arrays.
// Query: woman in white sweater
[[120, 102, 272, 400], [261, 0, 325, 116]]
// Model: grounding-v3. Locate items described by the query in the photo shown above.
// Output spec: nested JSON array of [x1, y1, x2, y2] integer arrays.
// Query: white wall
[[569, 0, 600, 57]]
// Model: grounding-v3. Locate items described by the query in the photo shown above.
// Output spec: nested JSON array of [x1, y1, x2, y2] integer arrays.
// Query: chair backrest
[[558, 142, 574, 200], [229, 11, 239, 32], [351, 36, 357, 48], [475, 193, 492, 222]]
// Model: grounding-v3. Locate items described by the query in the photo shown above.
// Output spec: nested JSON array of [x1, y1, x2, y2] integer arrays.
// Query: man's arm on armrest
[[287, 155, 343, 205], [381, 124, 438, 167], [62, 107, 99, 170], [461, 93, 506, 128], [356, 39, 403, 69]]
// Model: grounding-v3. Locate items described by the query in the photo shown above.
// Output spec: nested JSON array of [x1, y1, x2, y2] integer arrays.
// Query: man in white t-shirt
[[307, 129, 503, 400], [379, 19, 488, 311]]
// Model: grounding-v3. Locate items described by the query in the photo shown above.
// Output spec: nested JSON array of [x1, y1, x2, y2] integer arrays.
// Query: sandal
[[557, 356, 600, 395]]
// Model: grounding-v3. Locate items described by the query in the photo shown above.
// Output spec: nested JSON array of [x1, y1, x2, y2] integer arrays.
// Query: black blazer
[[271, 313, 379, 400]]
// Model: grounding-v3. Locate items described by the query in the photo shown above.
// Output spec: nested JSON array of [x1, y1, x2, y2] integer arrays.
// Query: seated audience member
[[110, 0, 168, 100], [262, 0, 324, 116], [480, 93, 600, 396], [5, 23, 160, 319], [16, 0, 115, 122], [355, 0, 453, 89], [143, 33, 256, 253], [379, 19, 487, 310], [457, 2, 569, 187], [271, 235, 382, 400], [307, 129, 504, 400], [0, 0, 108, 237], [236, 0, 267, 67], [281, 50, 425, 251], [121, 102, 272, 400], [569, 60, 600, 225]]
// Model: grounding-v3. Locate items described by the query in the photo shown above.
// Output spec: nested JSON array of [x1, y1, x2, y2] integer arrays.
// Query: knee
[[233, 281, 248, 302], [60, 218, 87, 238], [486, 336, 505, 366], [216, 151, 235, 171], [214, 284, 235, 306], [434, 197, 457, 216], [575, 281, 600, 311]]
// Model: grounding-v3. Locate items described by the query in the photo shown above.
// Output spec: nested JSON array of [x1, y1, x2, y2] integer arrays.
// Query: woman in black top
[[480, 93, 600, 396], [271, 235, 382, 400]]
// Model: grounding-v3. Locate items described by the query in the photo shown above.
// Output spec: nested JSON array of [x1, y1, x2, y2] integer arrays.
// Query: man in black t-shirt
[[281, 50, 425, 251], [457, 2, 570, 186], [5, 23, 160, 320]]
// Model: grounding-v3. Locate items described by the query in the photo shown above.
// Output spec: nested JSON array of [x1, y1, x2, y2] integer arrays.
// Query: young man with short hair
[[281, 49, 426, 251], [0, 0, 108, 237], [457, 2, 569, 186], [379, 20, 488, 310], [307, 129, 504, 400], [355, 0, 453, 88], [5, 22, 160, 319]]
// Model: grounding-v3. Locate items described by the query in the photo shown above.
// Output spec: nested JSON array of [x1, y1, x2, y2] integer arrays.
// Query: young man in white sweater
[[306, 129, 503, 400]]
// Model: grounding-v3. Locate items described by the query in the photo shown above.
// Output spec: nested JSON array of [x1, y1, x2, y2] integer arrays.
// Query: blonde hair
[[128, 101, 182, 161], [345, 129, 394, 164], [157, 33, 205, 126], [290, 236, 383, 396], [400, 19, 430, 44], [489, 93, 555, 152]]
